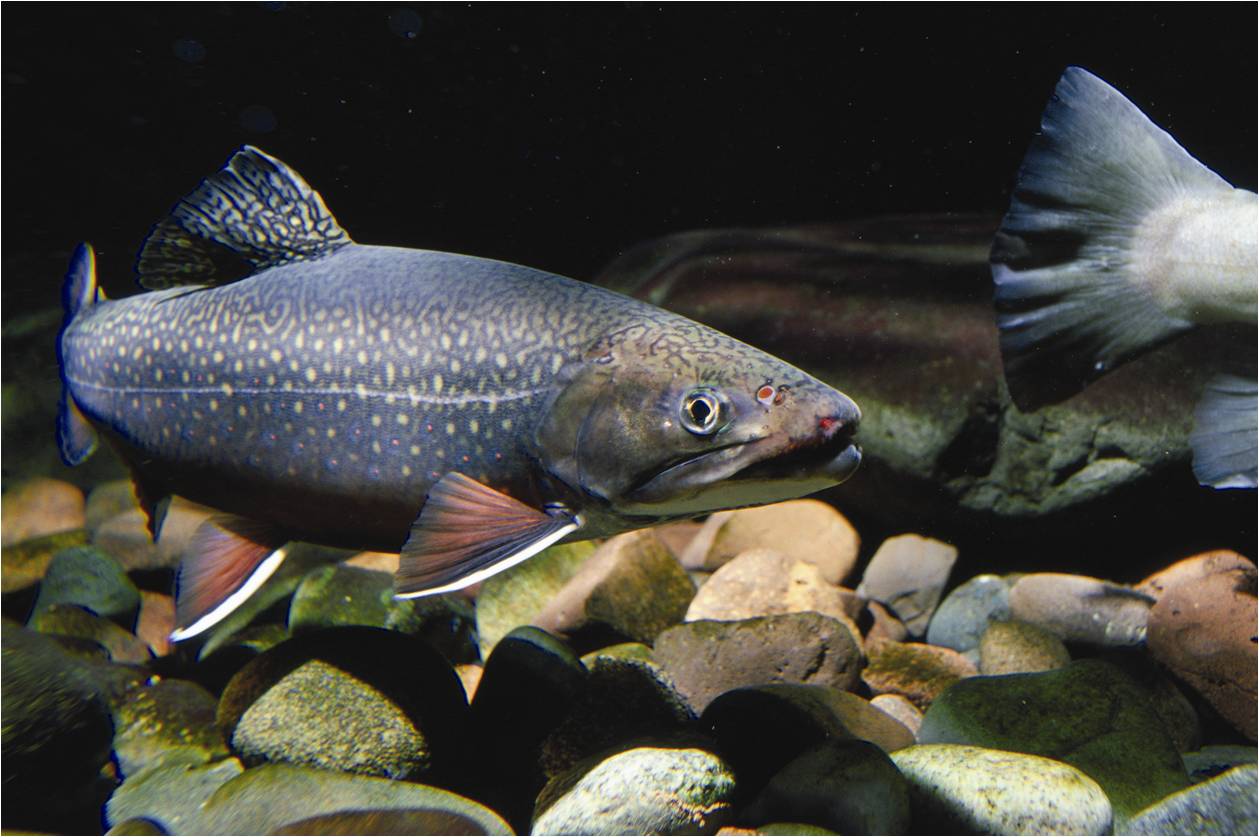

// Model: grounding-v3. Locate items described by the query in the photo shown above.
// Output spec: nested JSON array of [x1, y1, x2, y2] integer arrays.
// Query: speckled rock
[[1181, 745, 1257, 783], [541, 643, 694, 778], [475, 541, 596, 658], [860, 641, 976, 711], [29, 602, 152, 664], [107, 756, 246, 834], [870, 694, 923, 738], [926, 574, 1013, 661], [1125, 764, 1257, 836], [703, 684, 914, 793], [679, 500, 859, 584], [1144, 553, 1257, 741], [655, 612, 862, 713], [743, 739, 910, 834], [533, 530, 696, 645], [856, 534, 958, 636], [218, 627, 468, 781], [1, 477, 85, 545], [3, 620, 115, 831], [892, 744, 1112, 835], [1008, 573, 1152, 646], [532, 746, 736, 835], [685, 547, 861, 631], [465, 626, 589, 830], [1, 528, 88, 594], [978, 619, 1070, 675], [30, 545, 141, 628], [918, 659, 1190, 818], [112, 678, 229, 779]]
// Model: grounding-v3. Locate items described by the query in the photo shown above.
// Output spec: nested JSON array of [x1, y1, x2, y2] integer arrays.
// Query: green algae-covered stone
[[918, 658, 1189, 818]]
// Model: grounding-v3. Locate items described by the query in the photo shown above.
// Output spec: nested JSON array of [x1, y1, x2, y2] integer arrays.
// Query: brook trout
[[991, 67, 1257, 489], [58, 147, 862, 640]]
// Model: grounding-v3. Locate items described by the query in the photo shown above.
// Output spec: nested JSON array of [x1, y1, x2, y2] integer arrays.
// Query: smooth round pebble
[[685, 547, 860, 626], [1008, 572, 1152, 646], [218, 627, 468, 781], [679, 500, 859, 584], [926, 574, 1013, 658], [533, 529, 695, 645], [655, 612, 862, 713], [532, 746, 736, 835], [870, 693, 923, 737], [1144, 553, 1257, 740], [30, 545, 140, 628], [475, 541, 596, 659], [743, 739, 910, 834], [861, 641, 976, 710], [918, 658, 1189, 818], [892, 744, 1112, 835], [979, 619, 1070, 675], [856, 534, 958, 636], [1125, 764, 1257, 836], [1, 477, 85, 545]]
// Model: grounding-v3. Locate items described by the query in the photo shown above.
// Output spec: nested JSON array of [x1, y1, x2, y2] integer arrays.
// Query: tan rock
[[1138, 550, 1254, 600], [687, 548, 857, 628], [871, 693, 924, 737], [2, 478, 86, 546], [345, 551, 401, 574], [136, 590, 175, 657], [1145, 554, 1257, 741], [653, 520, 704, 560], [1008, 573, 1151, 646], [533, 530, 695, 644], [1, 529, 87, 593], [679, 500, 859, 584], [865, 600, 909, 651], [456, 663, 483, 702], [861, 641, 977, 711], [979, 620, 1070, 675], [856, 534, 957, 636]]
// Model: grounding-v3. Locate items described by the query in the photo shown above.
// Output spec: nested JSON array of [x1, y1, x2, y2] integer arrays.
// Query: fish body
[[59, 148, 862, 639], [991, 67, 1257, 489]]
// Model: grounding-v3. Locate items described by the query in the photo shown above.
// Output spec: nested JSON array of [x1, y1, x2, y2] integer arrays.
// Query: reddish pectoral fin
[[395, 473, 581, 598], [170, 515, 290, 642]]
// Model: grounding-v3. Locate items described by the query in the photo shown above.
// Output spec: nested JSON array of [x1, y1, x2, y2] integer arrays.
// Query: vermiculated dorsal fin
[[137, 146, 352, 289]]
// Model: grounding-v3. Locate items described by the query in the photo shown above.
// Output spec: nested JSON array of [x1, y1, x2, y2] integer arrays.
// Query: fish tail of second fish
[[1191, 369, 1259, 490], [57, 242, 104, 466], [990, 65, 1243, 410]]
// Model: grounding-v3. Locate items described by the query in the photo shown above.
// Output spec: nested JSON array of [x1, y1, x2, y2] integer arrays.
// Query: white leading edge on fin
[[393, 519, 580, 599], [168, 545, 289, 642]]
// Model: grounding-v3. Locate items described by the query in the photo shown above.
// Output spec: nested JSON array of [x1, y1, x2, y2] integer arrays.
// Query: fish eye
[[680, 388, 725, 435]]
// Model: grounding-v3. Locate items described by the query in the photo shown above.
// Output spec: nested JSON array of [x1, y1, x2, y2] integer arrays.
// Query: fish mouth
[[620, 417, 861, 514]]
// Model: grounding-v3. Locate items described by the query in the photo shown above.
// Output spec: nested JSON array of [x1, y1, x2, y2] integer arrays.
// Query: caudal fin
[[1190, 372, 1258, 489], [991, 67, 1233, 409], [57, 243, 103, 465]]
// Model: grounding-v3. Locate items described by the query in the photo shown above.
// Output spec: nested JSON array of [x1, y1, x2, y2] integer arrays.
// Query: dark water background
[[4, 4, 1255, 301], [3, 4, 1257, 570]]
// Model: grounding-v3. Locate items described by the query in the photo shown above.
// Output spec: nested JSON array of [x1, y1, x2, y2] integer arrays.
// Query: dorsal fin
[[136, 146, 353, 289]]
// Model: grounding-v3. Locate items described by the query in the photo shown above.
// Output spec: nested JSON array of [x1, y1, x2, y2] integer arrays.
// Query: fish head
[[535, 318, 861, 520]]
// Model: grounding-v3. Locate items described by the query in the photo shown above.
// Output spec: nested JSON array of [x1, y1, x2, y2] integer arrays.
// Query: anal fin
[[1191, 372, 1258, 490], [170, 515, 290, 642], [396, 473, 581, 598]]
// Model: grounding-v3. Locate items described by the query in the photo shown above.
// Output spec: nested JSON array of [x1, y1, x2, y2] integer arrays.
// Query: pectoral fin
[[170, 515, 290, 642], [395, 473, 581, 598]]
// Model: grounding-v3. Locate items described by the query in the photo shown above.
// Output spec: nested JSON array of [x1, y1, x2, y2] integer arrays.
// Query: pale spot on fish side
[[446, 422, 456, 435]]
